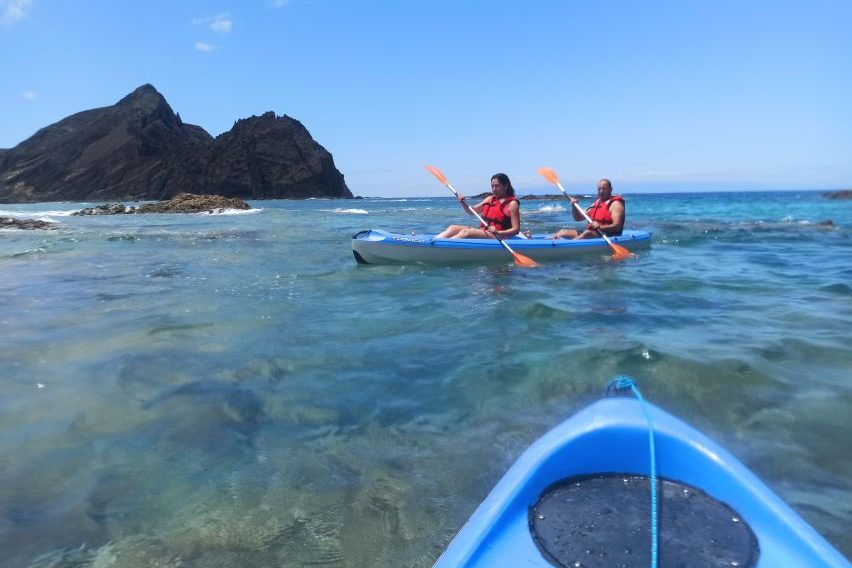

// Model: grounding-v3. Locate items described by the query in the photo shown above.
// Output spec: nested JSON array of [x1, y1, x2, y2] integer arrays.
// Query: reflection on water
[[0, 194, 850, 566]]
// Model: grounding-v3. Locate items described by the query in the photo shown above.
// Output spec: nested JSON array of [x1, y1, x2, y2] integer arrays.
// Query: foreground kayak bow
[[435, 377, 848, 567]]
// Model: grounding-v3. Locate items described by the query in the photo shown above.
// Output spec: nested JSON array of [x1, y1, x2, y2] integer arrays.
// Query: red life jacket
[[480, 196, 518, 231], [586, 195, 624, 230]]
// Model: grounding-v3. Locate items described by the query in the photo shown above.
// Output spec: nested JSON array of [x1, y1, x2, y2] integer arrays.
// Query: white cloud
[[210, 15, 231, 34], [271, 0, 293, 8], [1, 0, 33, 27], [190, 13, 228, 51], [192, 12, 231, 33], [21, 90, 36, 100]]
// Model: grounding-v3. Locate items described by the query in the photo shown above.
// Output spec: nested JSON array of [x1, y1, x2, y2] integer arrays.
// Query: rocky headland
[[822, 190, 852, 200], [0, 85, 352, 203]]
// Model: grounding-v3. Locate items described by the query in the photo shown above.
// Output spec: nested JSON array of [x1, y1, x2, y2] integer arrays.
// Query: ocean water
[[0, 191, 849, 567]]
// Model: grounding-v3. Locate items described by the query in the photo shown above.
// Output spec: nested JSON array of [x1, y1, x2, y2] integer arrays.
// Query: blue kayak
[[435, 379, 848, 567], [352, 229, 651, 264]]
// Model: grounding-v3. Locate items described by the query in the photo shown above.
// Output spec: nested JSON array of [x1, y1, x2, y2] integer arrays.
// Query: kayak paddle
[[425, 165, 539, 268], [537, 167, 633, 260]]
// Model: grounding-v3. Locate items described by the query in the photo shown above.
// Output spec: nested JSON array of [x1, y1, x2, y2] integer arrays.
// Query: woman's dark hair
[[491, 173, 515, 197]]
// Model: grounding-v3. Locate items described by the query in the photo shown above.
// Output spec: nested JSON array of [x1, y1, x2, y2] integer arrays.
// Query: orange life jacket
[[480, 196, 518, 231], [586, 195, 624, 231]]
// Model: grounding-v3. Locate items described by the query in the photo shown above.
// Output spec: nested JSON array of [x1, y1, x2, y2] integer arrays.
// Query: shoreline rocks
[[72, 204, 134, 216], [73, 193, 251, 215], [0, 217, 56, 230]]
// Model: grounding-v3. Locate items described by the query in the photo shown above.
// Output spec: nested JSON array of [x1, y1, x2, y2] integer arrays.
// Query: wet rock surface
[[71, 203, 135, 216], [0, 217, 56, 229], [73, 193, 251, 215]]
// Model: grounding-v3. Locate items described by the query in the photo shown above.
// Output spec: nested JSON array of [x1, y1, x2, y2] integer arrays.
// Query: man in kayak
[[436, 173, 521, 239], [551, 179, 624, 239]]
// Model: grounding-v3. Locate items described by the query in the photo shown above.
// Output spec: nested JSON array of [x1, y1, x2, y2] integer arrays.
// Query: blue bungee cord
[[606, 376, 658, 568]]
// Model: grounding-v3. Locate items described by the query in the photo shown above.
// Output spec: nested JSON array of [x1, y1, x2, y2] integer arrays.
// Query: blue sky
[[2, 0, 850, 197]]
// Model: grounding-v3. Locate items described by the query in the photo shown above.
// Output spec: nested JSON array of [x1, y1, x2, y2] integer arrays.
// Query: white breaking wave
[[198, 208, 263, 216], [323, 208, 369, 215], [0, 208, 78, 219], [34, 209, 79, 217], [536, 204, 566, 213]]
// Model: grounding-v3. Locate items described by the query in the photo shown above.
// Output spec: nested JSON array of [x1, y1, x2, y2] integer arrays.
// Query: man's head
[[597, 179, 613, 199]]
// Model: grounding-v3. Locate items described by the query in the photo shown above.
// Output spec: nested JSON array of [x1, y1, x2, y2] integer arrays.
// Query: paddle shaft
[[441, 181, 525, 255]]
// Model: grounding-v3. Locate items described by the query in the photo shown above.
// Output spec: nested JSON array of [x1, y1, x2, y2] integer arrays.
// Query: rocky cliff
[[0, 85, 352, 203]]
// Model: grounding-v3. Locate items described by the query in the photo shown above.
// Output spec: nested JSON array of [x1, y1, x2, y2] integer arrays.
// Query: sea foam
[[198, 208, 263, 216], [324, 208, 369, 215]]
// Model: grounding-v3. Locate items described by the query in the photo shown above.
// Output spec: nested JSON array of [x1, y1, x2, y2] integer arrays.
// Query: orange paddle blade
[[537, 167, 560, 186], [425, 165, 448, 185], [610, 242, 634, 261], [512, 251, 540, 268]]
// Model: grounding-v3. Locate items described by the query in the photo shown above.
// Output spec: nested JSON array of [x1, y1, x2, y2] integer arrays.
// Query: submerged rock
[[73, 193, 250, 215], [0, 216, 55, 229]]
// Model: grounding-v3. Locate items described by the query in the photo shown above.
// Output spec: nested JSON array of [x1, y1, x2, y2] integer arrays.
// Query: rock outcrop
[[822, 190, 852, 200], [0, 217, 56, 230], [72, 193, 251, 215], [0, 85, 352, 203], [72, 204, 134, 216]]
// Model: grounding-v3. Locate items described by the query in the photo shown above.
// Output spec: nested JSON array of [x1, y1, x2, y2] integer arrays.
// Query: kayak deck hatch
[[530, 473, 759, 568]]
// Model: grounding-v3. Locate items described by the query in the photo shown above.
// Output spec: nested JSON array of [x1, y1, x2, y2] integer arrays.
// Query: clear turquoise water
[[0, 191, 849, 567]]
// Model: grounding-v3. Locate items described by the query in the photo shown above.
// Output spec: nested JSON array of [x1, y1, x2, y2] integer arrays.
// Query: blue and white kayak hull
[[434, 397, 848, 567], [352, 229, 651, 265]]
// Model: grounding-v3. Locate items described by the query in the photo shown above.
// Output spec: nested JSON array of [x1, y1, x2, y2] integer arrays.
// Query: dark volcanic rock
[[197, 112, 350, 199], [73, 193, 250, 215], [136, 193, 250, 213], [0, 217, 56, 230], [72, 203, 134, 216], [0, 85, 352, 203], [822, 190, 852, 200]]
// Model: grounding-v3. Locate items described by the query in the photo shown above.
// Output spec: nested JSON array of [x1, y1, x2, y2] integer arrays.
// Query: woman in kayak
[[551, 178, 624, 239], [436, 173, 521, 239]]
